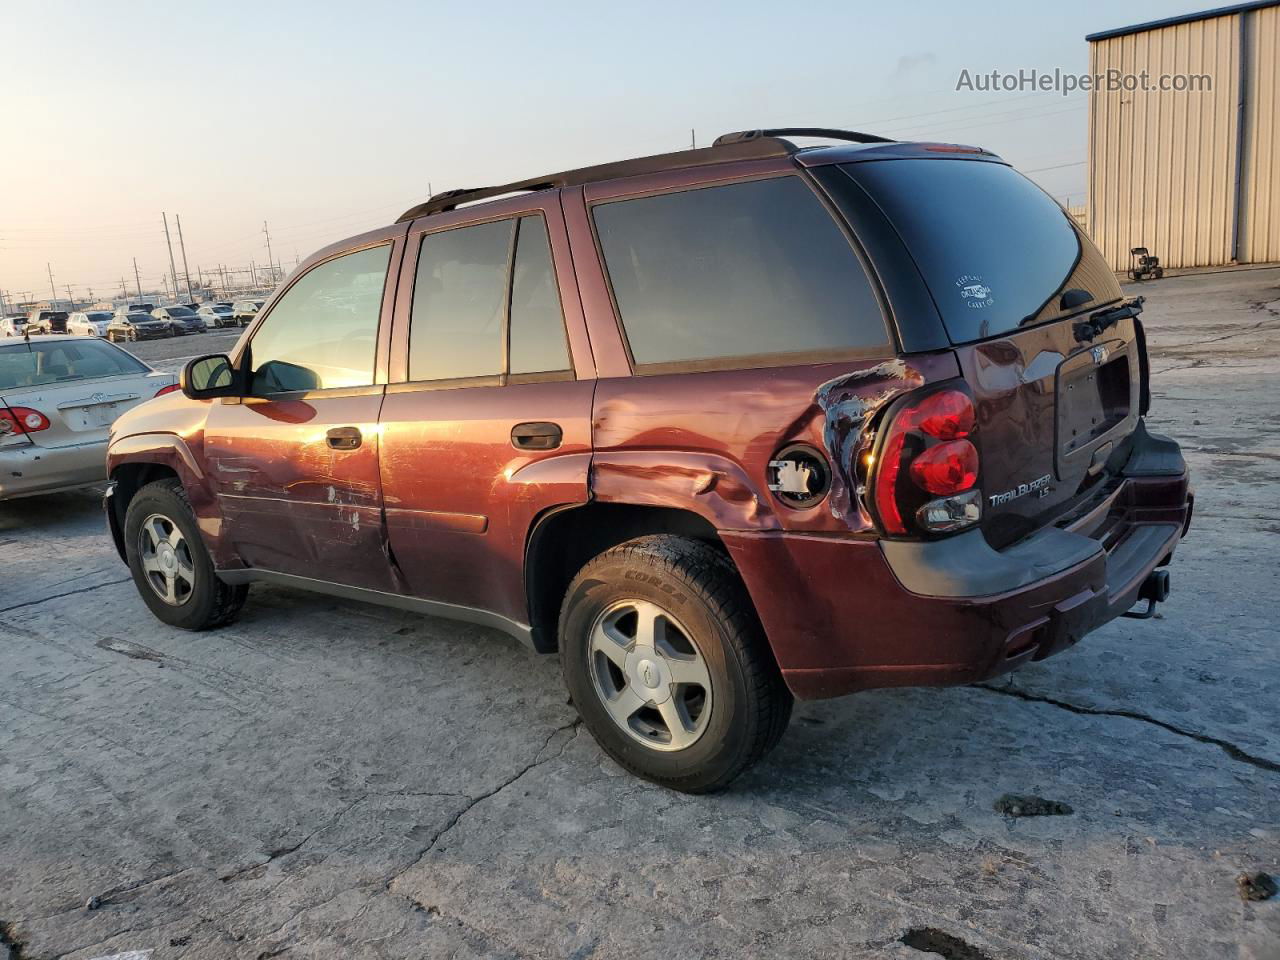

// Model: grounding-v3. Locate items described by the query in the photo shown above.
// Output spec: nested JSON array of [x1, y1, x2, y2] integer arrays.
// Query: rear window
[[593, 176, 888, 369], [0, 340, 146, 390], [840, 159, 1113, 344]]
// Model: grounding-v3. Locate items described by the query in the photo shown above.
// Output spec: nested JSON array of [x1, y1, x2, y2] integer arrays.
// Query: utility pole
[[133, 258, 144, 303], [162, 213, 179, 303], [218, 264, 228, 295], [47, 263, 57, 307], [262, 221, 275, 284], [250, 258, 257, 288], [0, 289, 8, 316], [175, 213, 193, 302], [691, 128, 696, 149], [163, 275, 171, 299], [120, 277, 128, 300], [65, 284, 74, 309]]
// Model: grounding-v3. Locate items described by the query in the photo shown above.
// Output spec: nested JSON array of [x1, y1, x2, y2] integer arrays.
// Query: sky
[[0, 0, 1214, 305]]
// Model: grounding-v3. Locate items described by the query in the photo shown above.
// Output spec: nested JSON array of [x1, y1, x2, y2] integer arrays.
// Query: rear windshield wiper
[[1074, 296, 1144, 342]]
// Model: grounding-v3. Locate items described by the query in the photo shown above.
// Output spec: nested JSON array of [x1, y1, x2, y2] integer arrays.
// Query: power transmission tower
[[263, 221, 275, 284], [176, 214, 193, 302]]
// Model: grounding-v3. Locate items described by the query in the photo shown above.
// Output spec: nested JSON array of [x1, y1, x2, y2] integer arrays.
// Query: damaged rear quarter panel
[[590, 353, 959, 533]]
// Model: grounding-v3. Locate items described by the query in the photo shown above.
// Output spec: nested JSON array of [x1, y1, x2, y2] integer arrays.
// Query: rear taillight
[[1, 405, 51, 434], [154, 383, 180, 398], [868, 386, 981, 537]]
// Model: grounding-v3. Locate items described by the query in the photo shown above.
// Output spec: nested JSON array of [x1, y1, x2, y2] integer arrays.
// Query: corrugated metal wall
[[1239, 4, 1279, 263], [1087, 6, 1280, 270]]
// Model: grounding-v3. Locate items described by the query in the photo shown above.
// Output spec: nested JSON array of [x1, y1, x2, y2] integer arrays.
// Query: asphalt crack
[[219, 793, 371, 883], [0, 578, 131, 615], [975, 684, 1280, 774], [386, 718, 582, 893]]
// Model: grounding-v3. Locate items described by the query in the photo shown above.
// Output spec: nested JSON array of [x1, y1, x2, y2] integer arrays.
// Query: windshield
[[39, 312, 69, 322], [840, 159, 1118, 344], [0, 340, 148, 390]]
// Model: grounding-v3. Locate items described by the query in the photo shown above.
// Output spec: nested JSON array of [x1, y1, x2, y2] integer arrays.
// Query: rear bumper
[[724, 424, 1192, 700], [0, 438, 107, 500]]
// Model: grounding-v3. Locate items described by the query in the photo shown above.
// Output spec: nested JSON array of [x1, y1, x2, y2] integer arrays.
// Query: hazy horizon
[[1, 0, 1209, 303]]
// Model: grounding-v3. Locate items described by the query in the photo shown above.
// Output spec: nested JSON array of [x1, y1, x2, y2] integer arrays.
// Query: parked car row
[[4, 301, 265, 340]]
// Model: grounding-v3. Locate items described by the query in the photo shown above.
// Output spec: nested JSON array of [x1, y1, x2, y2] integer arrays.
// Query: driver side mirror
[[181, 354, 241, 400]]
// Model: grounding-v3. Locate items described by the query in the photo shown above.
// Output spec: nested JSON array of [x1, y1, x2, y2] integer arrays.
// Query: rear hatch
[[838, 157, 1137, 548]]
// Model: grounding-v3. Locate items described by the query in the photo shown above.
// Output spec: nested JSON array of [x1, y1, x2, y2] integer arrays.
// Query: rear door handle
[[326, 426, 362, 450], [511, 421, 562, 450]]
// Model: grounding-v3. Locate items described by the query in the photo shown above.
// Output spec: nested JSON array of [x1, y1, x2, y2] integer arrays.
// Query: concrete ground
[[2, 270, 1278, 960]]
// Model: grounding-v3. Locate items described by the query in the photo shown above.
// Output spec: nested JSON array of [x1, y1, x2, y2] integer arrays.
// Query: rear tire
[[559, 535, 792, 793], [124, 479, 248, 630]]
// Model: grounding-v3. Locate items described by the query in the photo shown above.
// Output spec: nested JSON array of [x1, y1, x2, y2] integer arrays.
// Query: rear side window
[[0, 340, 146, 389], [408, 214, 570, 382], [840, 159, 1118, 344], [592, 177, 888, 368]]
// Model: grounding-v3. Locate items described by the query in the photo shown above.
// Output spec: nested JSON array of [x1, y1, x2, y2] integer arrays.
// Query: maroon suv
[[105, 128, 1192, 792]]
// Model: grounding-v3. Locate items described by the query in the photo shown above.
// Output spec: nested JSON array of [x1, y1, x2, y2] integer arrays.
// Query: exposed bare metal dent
[[814, 360, 925, 520]]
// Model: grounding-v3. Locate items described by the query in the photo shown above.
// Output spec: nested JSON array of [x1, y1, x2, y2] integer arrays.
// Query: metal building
[[1086, 0, 1279, 270]]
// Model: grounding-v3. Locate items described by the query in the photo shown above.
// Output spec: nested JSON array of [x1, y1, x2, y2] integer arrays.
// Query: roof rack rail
[[713, 127, 894, 147], [396, 128, 891, 222]]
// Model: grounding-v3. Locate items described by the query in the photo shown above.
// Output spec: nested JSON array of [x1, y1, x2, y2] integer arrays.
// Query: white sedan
[[67, 311, 114, 336], [0, 335, 178, 500]]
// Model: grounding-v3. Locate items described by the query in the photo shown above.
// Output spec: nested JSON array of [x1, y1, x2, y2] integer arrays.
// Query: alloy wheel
[[588, 599, 713, 751], [137, 513, 196, 606]]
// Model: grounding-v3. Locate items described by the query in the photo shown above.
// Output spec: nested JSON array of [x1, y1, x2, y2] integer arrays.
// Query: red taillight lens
[[871, 428, 910, 535], [154, 383, 180, 398], [913, 390, 976, 440], [2, 405, 51, 434], [909, 439, 979, 495], [868, 386, 980, 537]]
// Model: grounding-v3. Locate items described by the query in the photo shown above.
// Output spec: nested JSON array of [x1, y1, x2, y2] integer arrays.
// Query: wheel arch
[[523, 501, 730, 653], [106, 461, 182, 562]]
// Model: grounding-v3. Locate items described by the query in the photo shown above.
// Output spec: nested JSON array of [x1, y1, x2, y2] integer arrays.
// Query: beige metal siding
[[1088, 15, 1242, 270], [1239, 5, 1280, 263]]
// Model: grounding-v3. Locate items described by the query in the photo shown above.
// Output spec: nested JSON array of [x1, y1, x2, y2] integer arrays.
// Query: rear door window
[[839, 159, 1120, 344], [509, 216, 570, 375], [407, 213, 572, 382], [592, 176, 888, 369], [408, 219, 513, 382]]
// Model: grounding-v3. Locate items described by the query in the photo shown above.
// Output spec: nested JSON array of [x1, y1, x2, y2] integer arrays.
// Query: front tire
[[559, 535, 792, 793], [124, 478, 248, 630]]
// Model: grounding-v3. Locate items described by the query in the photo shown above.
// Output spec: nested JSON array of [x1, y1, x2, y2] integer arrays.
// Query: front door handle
[[326, 426, 362, 450], [511, 421, 562, 450]]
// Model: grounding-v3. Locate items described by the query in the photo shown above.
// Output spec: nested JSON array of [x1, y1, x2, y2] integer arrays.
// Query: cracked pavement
[[2, 267, 1279, 959]]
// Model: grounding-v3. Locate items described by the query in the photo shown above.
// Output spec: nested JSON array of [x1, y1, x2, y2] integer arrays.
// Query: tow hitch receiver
[[1123, 569, 1171, 620]]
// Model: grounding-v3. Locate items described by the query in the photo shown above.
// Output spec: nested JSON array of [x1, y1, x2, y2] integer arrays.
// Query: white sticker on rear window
[[956, 274, 994, 309]]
